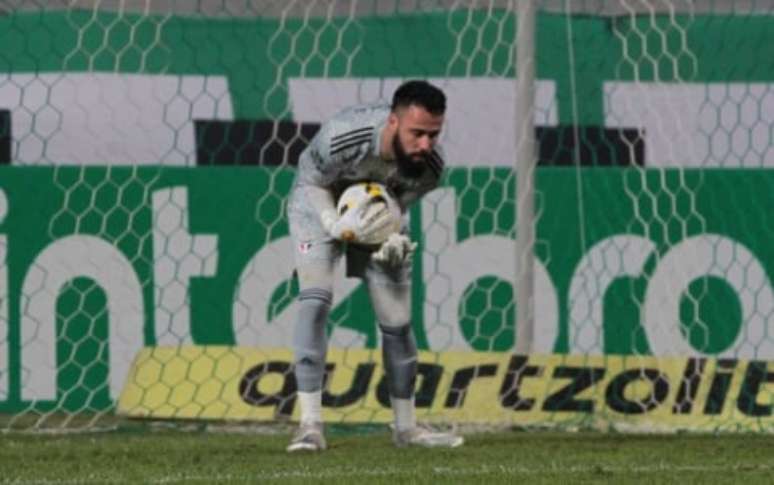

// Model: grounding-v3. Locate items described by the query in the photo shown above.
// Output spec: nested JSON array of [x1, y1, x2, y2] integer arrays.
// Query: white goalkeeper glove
[[320, 202, 398, 246], [372, 233, 417, 267]]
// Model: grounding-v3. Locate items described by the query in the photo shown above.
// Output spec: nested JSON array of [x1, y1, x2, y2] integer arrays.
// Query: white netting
[[1, 1, 773, 432]]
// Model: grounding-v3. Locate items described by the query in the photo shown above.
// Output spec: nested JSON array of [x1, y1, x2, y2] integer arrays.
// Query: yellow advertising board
[[118, 346, 774, 432]]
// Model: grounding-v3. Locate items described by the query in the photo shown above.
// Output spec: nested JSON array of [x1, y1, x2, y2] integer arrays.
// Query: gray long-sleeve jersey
[[291, 102, 444, 221]]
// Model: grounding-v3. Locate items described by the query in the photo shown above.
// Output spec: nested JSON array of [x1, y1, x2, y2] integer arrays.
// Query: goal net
[[1, 0, 773, 432]]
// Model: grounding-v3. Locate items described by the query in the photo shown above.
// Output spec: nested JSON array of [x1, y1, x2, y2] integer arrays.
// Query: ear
[[388, 112, 399, 129]]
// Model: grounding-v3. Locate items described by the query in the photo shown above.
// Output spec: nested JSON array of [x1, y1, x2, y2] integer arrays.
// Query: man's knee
[[298, 288, 333, 311]]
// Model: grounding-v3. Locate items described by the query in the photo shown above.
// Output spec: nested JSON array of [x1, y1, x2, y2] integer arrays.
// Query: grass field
[[2, 423, 774, 484]]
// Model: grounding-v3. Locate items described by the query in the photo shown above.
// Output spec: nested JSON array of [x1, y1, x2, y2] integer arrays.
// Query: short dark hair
[[391, 80, 446, 115]]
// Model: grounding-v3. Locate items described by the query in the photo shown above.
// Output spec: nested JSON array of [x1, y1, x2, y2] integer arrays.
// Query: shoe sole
[[394, 437, 464, 448], [286, 443, 326, 452]]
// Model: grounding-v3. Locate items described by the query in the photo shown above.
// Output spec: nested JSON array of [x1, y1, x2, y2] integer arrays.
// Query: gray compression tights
[[380, 323, 417, 399], [368, 267, 417, 400], [293, 288, 332, 392], [292, 259, 416, 398], [292, 290, 418, 398]]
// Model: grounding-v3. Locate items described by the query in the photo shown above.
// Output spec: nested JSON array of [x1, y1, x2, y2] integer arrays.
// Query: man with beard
[[286, 80, 463, 452]]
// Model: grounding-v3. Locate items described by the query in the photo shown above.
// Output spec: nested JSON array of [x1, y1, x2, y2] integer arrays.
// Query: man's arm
[[301, 184, 338, 234], [295, 121, 343, 232], [296, 119, 392, 243]]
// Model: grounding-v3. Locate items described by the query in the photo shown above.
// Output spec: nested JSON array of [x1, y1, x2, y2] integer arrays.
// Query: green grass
[[2, 424, 774, 484]]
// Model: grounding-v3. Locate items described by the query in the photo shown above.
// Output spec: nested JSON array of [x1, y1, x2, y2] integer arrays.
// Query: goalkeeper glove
[[372, 233, 417, 267], [321, 203, 398, 245]]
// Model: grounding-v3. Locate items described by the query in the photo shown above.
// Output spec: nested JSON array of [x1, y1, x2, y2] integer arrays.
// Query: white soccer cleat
[[392, 426, 464, 448], [286, 422, 327, 452]]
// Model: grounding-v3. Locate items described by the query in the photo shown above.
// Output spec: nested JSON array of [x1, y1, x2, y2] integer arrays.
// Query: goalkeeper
[[286, 80, 463, 452]]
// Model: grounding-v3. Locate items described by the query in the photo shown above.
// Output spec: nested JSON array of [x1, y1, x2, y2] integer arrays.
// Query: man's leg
[[287, 254, 338, 452], [287, 202, 340, 452], [365, 259, 463, 448], [364, 261, 417, 428], [293, 261, 334, 401]]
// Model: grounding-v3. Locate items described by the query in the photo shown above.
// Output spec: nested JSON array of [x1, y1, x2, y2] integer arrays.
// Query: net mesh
[[1, 0, 773, 432]]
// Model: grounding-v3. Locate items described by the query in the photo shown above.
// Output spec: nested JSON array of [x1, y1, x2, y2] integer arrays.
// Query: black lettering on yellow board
[[604, 369, 669, 415], [737, 361, 774, 417], [444, 365, 498, 408], [703, 359, 737, 415], [672, 358, 706, 414], [499, 355, 543, 411], [377, 363, 443, 408], [542, 366, 606, 412], [322, 363, 376, 407], [238, 361, 297, 417], [232, 354, 771, 422]]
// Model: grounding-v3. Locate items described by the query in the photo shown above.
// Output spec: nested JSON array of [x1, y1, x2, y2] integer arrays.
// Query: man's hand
[[321, 203, 399, 245], [372, 233, 417, 266]]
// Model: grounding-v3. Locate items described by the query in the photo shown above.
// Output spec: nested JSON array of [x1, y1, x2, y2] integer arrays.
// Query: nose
[[417, 135, 432, 152]]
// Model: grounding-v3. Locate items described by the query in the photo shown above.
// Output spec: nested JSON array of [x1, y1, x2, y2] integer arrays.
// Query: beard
[[393, 134, 427, 179]]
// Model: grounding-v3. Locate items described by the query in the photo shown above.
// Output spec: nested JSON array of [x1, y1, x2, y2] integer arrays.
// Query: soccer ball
[[336, 182, 402, 245]]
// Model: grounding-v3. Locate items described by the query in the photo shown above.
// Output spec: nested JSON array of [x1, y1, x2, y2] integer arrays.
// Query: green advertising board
[[1, 167, 772, 413], [1, 10, 772, 122]]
